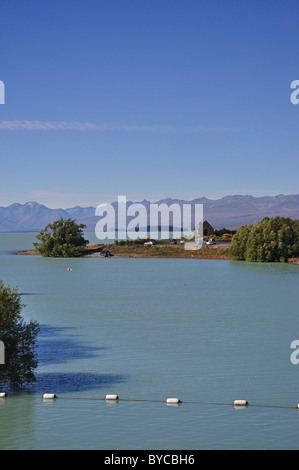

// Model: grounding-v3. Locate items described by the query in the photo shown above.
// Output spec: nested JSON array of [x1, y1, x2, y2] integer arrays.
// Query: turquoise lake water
[[0, 232, 299, 450]]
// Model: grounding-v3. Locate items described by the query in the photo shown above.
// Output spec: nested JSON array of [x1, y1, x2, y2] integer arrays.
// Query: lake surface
[[0, 232, 299, 450]]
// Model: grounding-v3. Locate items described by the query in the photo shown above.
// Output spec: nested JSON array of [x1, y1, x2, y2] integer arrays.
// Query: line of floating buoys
[[1, 393, 298, 410]]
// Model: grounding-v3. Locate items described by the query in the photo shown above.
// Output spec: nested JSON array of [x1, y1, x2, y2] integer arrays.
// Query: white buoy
[[0, 392, 7, 398], [166, 397, 181, 404], [233, 399, 248, 406], [105, 394, 119, 400], [42, 393, 57, 399]]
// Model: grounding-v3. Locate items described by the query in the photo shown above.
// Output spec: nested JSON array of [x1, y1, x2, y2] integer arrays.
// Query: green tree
[[245, 221, 265, 262], [0, 282, 40, 388], [230, 216, 299, 262], [230, 224, 251, 260], [33, 218, 89, 257]]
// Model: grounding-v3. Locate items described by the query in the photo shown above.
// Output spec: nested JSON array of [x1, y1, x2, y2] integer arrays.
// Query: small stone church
[[203, 220, 214, 237]]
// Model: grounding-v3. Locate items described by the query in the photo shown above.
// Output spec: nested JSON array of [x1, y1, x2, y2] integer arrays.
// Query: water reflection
[[21, 292, 43, 296], [24, 372, 126, 394], [31, 325, 127, 393], [37, 324, 105, 365], [0, 395, 36, 450]]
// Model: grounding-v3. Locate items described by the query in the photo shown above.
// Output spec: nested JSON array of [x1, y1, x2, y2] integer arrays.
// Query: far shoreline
[[15, 243, 232, 260], [14, 244, 299, 265], [14, 243, 299, 264]]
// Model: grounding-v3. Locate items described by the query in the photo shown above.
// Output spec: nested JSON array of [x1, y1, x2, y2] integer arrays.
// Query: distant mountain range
[[0, 194, 298, 232]]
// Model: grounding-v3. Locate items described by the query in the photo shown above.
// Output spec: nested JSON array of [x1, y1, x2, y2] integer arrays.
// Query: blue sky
[[0, 0, 298, 208]]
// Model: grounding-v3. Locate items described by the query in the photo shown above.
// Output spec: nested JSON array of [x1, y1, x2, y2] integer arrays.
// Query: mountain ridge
[[0, 194, 298, 232]]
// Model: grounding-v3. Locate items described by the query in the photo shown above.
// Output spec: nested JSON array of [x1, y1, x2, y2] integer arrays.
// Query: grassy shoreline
[[15, 244, 299, 263], [16, 243, 232, 260], [86, 244, 231, 259]]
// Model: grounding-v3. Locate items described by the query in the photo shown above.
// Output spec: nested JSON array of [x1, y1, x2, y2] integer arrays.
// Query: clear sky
[[0, 0, 298, 208]]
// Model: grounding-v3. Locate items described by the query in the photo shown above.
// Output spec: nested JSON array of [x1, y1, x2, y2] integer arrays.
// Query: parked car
[[206, 238, 216, 245], [144, 240, 155, 246]]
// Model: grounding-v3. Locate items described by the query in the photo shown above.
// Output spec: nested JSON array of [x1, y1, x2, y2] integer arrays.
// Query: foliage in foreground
[[33, 218, 89, 257], [230, 217, 299, 262], [0, 281, 40, 388]]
